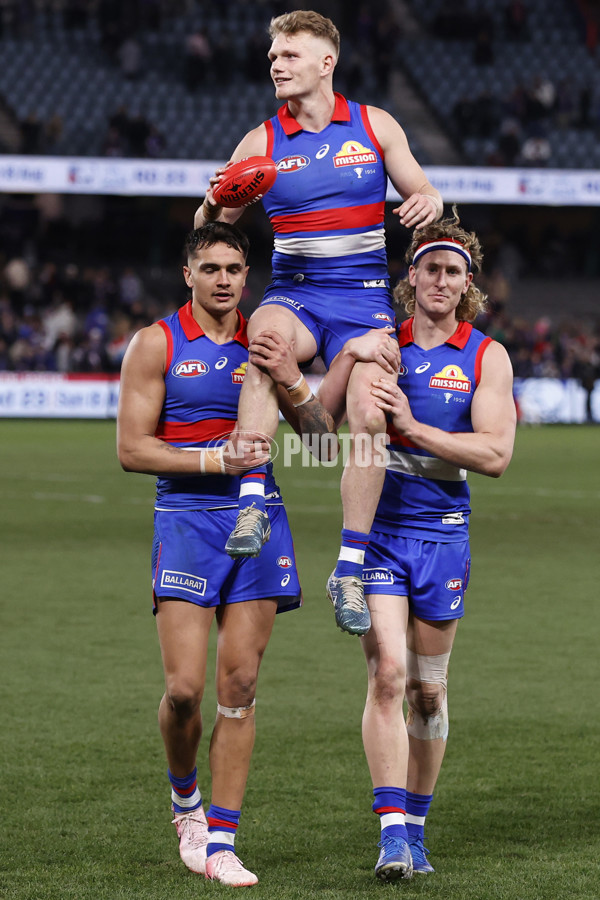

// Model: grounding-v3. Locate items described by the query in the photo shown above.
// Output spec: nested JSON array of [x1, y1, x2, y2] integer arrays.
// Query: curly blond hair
[[394, 207, 488, 322], [269, 11, 340, 59]]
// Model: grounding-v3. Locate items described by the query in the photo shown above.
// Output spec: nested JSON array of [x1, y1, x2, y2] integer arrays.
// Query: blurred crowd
[[1, 248, 598, 392]]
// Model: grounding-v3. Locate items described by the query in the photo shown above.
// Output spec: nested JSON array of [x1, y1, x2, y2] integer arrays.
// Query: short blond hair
[[394, 207, 488, 323], [269, 10, 340, 59]]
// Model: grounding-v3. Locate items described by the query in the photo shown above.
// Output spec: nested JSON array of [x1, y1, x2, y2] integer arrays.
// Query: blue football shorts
[[363, 531, 471, 621], [260, 279, 396, 369], [151, 505, 302, 614]]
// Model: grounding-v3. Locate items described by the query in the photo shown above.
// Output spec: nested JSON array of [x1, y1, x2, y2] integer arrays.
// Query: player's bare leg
[[328, 362, 396, 635], [205, 598, 277, 887], [156, 601, 215, 874], [226, 305, 317, 558], [405, 616, 458, 873], [361, 595, 413, 880]]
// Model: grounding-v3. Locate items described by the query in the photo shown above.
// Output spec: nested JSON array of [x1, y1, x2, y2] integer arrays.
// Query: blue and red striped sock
[[168, 767, 202, 815], [405, 791, 433, 841], [206, 804, 241, 857], [334, 528, 370, 579], [373, 786, 409, 842], [239, 467, 266, 514]]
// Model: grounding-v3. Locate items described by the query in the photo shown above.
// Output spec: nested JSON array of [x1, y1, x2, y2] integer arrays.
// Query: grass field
[[1, 421, 599, 900]]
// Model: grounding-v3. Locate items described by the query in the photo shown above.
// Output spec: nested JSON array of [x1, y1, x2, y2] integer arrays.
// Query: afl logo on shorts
[[372, 313, 393, 323], [277, 556, 293, 569], [276, 155, 310, 172], [172, 360, 209, 377], [445, 578, 463, 591]]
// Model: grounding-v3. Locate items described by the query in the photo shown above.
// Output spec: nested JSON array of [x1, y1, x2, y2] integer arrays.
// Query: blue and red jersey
[[262, 93, 389, 287], [154, 300, 281, 510], [374, 319, 493, 541]]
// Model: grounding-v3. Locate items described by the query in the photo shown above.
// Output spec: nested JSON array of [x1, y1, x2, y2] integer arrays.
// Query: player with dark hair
[[116, 221, 338, 887], [316, 210, 516, 880], [195, 9, 442, 637]]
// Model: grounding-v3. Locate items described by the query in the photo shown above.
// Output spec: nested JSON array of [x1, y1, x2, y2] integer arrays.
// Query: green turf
[[1, 422, 599, 899]]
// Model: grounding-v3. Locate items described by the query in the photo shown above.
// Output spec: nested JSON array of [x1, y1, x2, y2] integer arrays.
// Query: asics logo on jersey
[[316, 144, 330, 159], [276, 155, 310, 172], [172, 360, 209, 377], [415, 362, 431, 373], [277, 556, 293, 568], [445, 578, 463, 591], [215, 357, 228, 370], [333, 140, 377, 168]]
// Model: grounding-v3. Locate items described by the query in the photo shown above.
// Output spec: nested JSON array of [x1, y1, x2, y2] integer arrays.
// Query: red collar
[[398, 318, 472, 349], [277, 92, 351, 135], [178, 300, 248, 347]]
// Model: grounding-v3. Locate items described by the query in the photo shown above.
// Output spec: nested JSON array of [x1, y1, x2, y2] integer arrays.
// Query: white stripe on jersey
[[388, 449, 467, 482], [274, 229, 385, 259]]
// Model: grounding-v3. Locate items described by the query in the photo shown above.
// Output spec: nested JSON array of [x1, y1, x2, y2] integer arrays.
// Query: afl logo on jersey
[[172, 360, 209, 377], [445, 578, 463, 591], [372, 313, 393, 323], [398, 364, 408, 378], [277, 556, 293, 569], [276, 155, 310, 172]]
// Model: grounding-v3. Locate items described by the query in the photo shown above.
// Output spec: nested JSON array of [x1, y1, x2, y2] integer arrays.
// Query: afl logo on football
[[372, 313, 393, 323], [277, 556, 293, 569], [172, 360, 209, 377], [445, 578, 462, 591], [276, 155, 310, 172]]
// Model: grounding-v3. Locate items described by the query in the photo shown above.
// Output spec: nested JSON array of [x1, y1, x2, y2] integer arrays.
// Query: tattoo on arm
[[295, 396, 336, 438]]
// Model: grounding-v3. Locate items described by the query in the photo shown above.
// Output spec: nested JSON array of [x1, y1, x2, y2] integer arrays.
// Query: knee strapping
[[406, 650, 450, 741], [217, 699, 256, 719]]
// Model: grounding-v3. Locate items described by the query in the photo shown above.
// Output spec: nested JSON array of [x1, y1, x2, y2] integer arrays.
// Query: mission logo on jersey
[[429, 364, 471, 393], [333, 140, 377, 168], [231, 361, 247, 384], [172, 360, 209, 377]]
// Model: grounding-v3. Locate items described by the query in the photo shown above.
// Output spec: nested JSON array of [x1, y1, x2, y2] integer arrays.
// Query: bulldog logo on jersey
[[172, 360, 209, 377], [231, 361, 247, 384], [333, 140, 377, 168], [429, 364, 471, 393]]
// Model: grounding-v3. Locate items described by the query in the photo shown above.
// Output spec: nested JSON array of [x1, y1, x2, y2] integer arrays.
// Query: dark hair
[[184, 222, 250, 261]]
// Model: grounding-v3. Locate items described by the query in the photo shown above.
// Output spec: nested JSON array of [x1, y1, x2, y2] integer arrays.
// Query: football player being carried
[[315, 208, 517, 879], [194, 10, 442, 637]]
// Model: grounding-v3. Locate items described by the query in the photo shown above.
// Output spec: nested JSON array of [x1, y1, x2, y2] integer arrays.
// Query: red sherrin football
[[212, 156, 278, 208]]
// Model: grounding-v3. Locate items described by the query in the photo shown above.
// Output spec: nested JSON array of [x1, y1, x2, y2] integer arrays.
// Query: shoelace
[[210, 851, 247, 877], [336, 577, 366, 613], [378, 835, 407, 853], [231, 505, 266, 537], [172, 812, 208, 848], [411, 837, 430, 858]]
